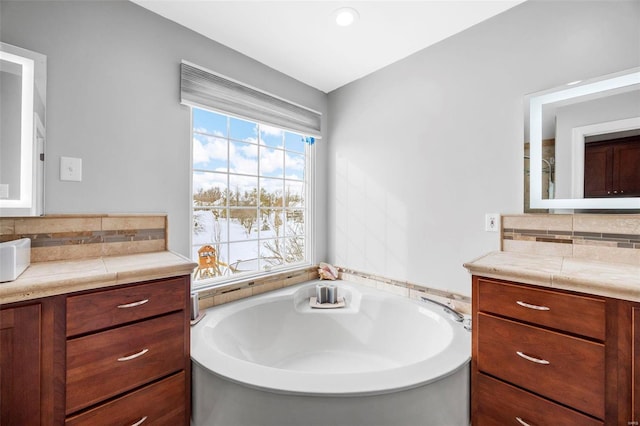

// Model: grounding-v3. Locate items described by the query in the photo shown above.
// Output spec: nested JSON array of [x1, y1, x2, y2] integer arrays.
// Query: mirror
[[525, 67, 640, 211], [0, 43, 46, 217]]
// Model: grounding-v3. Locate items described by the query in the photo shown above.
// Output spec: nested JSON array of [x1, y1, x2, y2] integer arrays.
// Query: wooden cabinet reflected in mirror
[[584, 134, 640, 198]]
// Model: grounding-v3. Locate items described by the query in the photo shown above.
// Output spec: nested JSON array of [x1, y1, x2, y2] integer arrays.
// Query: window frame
[[189, 106, 316, 291]]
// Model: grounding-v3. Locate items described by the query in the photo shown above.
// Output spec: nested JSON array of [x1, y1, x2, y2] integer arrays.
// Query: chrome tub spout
[[420, 297, 471, 331]]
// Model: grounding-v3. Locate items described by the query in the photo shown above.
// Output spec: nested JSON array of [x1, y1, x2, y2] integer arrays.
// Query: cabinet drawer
[[66, 312, 185, 414], [67, 277, 186, 337], [477, 313, 605, 419], [477, 278, 605, 340], [474, 373, 603, 426], [65, 372, 185, 426]]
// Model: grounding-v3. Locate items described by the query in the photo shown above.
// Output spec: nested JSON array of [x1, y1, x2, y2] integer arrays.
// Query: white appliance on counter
[[0, 238, 31, 282]]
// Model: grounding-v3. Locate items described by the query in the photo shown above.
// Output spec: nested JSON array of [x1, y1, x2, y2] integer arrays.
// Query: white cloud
[[229, 141, 258, 175], [260, 125, 283, 137], [192, 126, 305, 194], [260, 177, 283, 194], [284, 152, 304, 172], [193, 171, 227, 193], [229, 174, 258, 194], [260, 147, 284, 174], [193, 135, 227, 166]]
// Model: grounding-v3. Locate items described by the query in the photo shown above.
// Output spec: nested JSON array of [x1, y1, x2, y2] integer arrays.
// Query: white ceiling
[[132, 0, 526, 93]]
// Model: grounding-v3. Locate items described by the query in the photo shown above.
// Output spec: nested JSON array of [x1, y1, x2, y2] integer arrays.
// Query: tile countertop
[[0, 251, 198, 305], [464, 251, 640, 303]]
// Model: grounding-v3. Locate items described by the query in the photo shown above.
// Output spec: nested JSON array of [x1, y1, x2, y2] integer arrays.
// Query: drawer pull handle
[[515, 417, 532, 426], [516, 351, 550, 365], [516, 301, 550, 311], [131, 416, 148, 426], [117, 348, 149, 362], [117, 299, 149, 309]]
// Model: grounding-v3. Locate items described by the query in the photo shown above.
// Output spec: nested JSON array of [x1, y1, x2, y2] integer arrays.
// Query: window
[[191, 107, 312, 286]]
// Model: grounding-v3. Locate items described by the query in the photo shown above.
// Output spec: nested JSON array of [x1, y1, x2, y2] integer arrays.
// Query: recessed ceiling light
[[333, 7, 359, 27]]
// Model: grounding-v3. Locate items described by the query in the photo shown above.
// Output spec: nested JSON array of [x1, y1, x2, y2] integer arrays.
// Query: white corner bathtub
[[191, 280, 471, 426]]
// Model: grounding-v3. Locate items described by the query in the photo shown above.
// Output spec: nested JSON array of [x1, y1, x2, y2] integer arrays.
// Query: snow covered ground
[[192, 210, 301, 281]]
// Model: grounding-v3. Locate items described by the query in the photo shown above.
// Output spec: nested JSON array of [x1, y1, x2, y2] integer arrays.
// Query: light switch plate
[[60, 156, 82, 182], [0, 184, 8, 198]]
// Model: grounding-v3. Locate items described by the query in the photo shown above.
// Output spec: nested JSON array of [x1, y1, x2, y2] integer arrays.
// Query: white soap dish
[[0, 238, 31, 282], [309, 296, 346, 309]]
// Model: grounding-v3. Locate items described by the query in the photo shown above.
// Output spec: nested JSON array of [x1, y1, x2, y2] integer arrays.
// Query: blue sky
[[192, 108, 306, 198]]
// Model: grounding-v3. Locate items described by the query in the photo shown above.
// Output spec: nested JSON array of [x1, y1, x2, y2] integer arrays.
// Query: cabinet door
[[584, 143, 613, 197], [613, 139, 640, 196], [0, 304, 41, 426], [633, 306, 640, 425], [584, 136, 640, 197]]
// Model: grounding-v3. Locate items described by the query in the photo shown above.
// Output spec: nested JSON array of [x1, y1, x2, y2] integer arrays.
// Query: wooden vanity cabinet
[[0, 274, 191, 426], [64, 275, 191, 425], [1, 304, 42, 425], [0, 297, 65, 426], [471, 276, 630, 426]]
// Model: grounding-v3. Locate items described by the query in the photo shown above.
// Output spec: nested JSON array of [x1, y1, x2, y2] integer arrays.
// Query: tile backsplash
[[502, 214, 640, 265], [195, 267, 319, 310], [0, 214, 167, 262], [14, 213, 632, 314], [1, 214, 470, 315], [337, 267, 471, 315]]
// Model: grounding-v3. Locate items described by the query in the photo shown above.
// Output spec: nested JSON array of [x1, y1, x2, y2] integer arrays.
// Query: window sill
[[193, 264, 319, 309]]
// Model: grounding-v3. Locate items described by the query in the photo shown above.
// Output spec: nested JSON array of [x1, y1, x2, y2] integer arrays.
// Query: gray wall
[[327, 0, 640, 296], [0, 0, 328, 260]]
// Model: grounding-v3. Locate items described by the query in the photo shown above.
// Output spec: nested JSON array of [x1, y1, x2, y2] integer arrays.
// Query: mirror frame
[[528, 67, 640, 210], [0, 43, 46, 216]]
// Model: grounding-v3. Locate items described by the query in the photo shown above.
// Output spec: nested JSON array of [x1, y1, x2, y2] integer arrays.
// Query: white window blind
[[180, 62, 321, 139]]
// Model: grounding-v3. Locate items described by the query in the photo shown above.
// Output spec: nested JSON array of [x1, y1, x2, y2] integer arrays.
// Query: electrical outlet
[[60, 157, 82, 182], [485, 213, 500, 232]]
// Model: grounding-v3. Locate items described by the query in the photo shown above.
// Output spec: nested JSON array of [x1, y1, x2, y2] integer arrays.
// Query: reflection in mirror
[[0, 43, 46, 216], [525, 68, 640, 211], [524, 141, 555, 212]]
